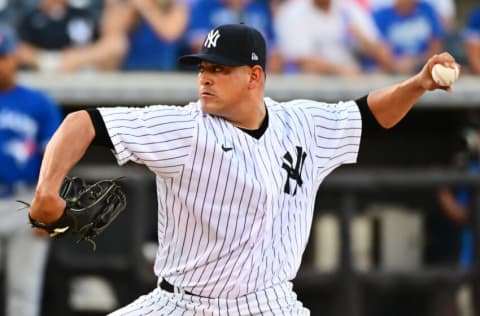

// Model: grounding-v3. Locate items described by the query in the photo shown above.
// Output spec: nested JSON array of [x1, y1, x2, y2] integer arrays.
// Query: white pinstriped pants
[[108, 281, 310, 316]]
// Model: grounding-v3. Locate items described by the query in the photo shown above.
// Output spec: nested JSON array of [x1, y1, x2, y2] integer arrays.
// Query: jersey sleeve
[[306, 100, 362, 176], [98, 105, 197, 177]]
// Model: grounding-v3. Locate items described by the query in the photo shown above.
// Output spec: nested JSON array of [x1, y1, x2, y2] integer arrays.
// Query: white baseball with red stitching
[[431, 64, 459, 86]]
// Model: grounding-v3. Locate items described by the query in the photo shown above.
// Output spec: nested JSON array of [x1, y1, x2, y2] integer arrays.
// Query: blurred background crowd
[[0, 0, 479, 76]]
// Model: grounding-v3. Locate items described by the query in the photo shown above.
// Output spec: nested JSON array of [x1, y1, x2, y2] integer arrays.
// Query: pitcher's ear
[[248, 65, 263, 88]]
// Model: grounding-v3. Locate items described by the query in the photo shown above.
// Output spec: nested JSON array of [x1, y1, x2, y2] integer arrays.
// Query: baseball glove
[[24, 176, 127, 250]]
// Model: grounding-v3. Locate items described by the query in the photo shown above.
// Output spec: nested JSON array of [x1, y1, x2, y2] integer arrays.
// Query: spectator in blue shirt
[[463, 4, 480, 74], [185, 0, 283, 73], [0, 24, 62, 316], [104, 0, 189, 71], [373, 0, 445, 74]]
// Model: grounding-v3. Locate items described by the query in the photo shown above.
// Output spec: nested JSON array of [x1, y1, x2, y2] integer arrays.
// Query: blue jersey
[[123, 19, 182, 71], [464, 6, 480, 41], [373, 2, 444, 57], [0, 85, 61, 185], [186, 0, 276, 51]]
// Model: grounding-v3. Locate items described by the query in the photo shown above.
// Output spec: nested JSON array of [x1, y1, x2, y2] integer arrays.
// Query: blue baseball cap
[[0, 25, 16, 55]]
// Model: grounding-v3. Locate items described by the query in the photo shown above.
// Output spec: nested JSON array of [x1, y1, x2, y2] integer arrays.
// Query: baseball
[[431, 64, 459, 87]]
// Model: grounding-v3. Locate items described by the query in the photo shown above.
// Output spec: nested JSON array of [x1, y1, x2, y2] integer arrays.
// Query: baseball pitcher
[[28, 24, 460, 315]]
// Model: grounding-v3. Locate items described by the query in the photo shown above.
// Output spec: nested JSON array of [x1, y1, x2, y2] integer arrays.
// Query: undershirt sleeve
[[86, 108, 114, 149], [355, 95, 371, 124], [355, 94, 385, 136]]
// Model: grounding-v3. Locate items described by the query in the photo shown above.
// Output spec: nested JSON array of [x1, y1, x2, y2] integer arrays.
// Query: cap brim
[[179, 53, 245, 67]]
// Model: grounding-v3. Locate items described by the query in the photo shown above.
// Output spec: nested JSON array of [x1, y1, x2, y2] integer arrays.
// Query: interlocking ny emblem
[[204, 29, 221, 48], [281, 146, 307, 196]]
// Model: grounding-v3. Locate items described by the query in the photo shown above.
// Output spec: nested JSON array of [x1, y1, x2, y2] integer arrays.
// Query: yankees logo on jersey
[[100, 97, 361, 315], [282, 146, 307, 196]]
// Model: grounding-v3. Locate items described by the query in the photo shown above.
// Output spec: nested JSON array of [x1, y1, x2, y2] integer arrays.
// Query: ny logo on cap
[[204, 29, 221, 48]]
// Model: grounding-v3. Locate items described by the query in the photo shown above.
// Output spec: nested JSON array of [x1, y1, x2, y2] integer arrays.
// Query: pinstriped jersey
[[99, 97, 361, 299]]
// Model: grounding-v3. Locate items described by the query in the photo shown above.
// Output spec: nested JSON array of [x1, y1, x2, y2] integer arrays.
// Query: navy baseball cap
[[179, 24, 266, 70], [0, 25, 16, 55]]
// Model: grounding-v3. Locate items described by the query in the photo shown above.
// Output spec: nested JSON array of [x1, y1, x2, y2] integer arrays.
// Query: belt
[[160, 279, 195, 296]]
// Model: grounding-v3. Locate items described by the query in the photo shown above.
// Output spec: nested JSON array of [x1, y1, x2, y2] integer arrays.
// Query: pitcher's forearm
[[36, 110, 95, 196], [367, 73, 425, 128], [367, 53, 459, 129]]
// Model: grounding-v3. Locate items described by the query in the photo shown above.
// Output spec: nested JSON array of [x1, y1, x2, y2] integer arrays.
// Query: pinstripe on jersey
[[99, 97, 361, 314]]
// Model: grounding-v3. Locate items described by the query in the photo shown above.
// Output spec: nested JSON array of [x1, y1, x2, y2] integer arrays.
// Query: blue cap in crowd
[[0, 25, 16, 55]]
